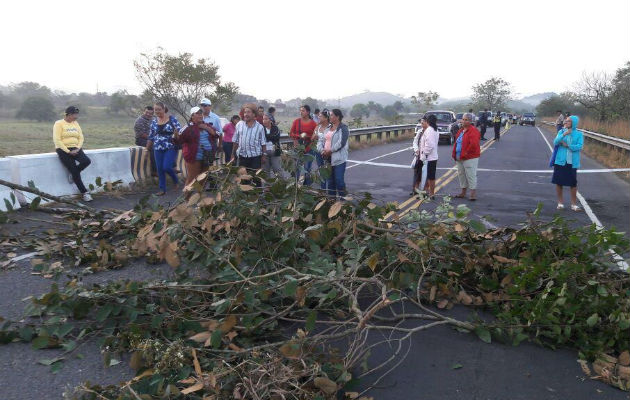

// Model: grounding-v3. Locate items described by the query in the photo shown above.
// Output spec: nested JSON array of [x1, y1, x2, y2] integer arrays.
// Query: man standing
[[199, 98, 223, 165], [555, 110, 565, 132], [232, 103, 266, 172], [312, 108, 320, 124], [493, 111, 502, 141], [134, 106, 156, 176], [478, 109, 488, 141]]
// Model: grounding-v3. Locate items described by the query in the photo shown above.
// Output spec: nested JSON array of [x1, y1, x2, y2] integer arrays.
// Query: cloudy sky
[[1, 0, 628, 101]]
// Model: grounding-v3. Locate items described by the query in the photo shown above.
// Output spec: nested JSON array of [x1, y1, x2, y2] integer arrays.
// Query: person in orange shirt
[[289, 104, 318, 185]]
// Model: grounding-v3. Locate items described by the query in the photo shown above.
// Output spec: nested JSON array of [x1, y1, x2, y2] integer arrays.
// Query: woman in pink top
[[315, 109, 332, 190], [222, 115, 240, 163]]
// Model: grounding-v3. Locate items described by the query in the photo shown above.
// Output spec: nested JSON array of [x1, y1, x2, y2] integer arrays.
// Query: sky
[[1, 0, 628, 101]]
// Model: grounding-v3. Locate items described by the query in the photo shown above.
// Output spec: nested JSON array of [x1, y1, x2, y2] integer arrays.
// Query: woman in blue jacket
[[552, 115, 583, 211]]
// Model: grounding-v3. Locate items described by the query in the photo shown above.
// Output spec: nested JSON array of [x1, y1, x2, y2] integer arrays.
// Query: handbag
[[549, 145, 559, 167]]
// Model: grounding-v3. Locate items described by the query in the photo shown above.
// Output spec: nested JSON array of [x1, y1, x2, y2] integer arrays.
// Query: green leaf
[[468, 220, 487, 233], [10, 192, 16, 205], [19, 327, 34, 341], [62, 340, 77, 352], [284, 280, 298, 297], [50, 361, 64, 374], [474, 327, 491, 343], [211, 329, 222, 349], [451, 363, 463, 370], [27, 180, 36, 189], [306, 310, 317, 332], [4, 199, 13, 211], [596, 286, 608, 297], [95, 305, 112, 322], [619, 319, 630, 330], [30, 196, 42, 209], [55, 323, 74, 339], [95, 177, 102, 186], [38, 357, 64, 366], [32, 335, 51, 349], [586, 313, 599, 327]]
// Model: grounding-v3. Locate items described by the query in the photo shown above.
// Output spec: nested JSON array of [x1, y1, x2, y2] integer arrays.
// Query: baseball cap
[[65, 105, 80, 115], [199, 98, 212, 106], [190, 106, 202, 115]]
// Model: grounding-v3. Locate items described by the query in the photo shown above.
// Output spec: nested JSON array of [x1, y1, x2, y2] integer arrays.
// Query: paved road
[[1, 131, 629, 399], [345, 124, 630, 235]]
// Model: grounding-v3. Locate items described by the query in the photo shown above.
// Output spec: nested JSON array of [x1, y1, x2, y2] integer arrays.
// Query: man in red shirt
[[289, 105, 318, 185]]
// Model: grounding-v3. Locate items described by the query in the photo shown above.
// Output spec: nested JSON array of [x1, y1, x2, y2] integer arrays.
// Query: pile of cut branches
[[0, 165, 629, 398]]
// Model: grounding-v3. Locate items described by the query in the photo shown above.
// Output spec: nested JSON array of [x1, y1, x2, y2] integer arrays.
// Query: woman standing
[[147, 102, 181, 195], [320, 109, 349, 197], [314, 109, 332, 189], [552, 115, 583, 211], [452, 113, 481, 201], [53, 106, 92, 202], [289, 105, 318, 185], [262, 113, 289, 179], [222, 115, 239, 163], [411, 118, 425, 195], [174, 107, 215, 186], [419, 114, 439, 198]]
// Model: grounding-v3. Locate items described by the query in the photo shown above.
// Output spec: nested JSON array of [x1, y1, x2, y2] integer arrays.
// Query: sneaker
[[82, 193, 93, 202], [68, 173, 74, 184], [556, 203, 565, 210], [571, 205, 581, 212]]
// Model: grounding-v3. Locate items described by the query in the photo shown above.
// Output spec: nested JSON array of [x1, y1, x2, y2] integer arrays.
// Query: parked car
[[520, 112, 536, 126], [423, 110, 458, 145]]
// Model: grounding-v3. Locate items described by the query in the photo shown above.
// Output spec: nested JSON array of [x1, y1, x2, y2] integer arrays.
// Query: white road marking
[[536, 127, 628, 270], [346, 146, 412, 170], [347, 159, 630, 173]]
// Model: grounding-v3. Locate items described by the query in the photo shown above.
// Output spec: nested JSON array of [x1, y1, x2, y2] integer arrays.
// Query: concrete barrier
[[7, 147, 135, 199], [0, 158, 19, 211]]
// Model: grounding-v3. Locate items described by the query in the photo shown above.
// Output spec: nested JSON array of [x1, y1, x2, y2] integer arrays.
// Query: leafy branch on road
[[0, 165, 629, 398]]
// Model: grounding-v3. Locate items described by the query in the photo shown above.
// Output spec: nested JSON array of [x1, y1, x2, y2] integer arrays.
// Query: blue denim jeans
[[327, 162, 347, 197], [154, 148, 179, 192]]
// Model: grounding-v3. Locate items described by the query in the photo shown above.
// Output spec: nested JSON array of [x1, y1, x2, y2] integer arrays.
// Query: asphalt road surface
[[1, 127, 629, 399]]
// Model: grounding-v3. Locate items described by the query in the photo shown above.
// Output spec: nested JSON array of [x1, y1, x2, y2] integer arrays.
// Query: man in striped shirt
[[232, 103, 267, 170]]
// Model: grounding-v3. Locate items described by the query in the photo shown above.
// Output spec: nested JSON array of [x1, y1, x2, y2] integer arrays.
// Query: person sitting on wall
[[53, 106, 93, 202]]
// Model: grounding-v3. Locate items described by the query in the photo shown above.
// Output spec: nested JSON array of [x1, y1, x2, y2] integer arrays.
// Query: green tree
[[470, 78, 512, 111], [411, 91, 439, 111], [302, 97, 320, 111], [350, 103, 370, 119], [393, 100, 404, 112], [134, 48, 238, 119], [611, 61, 630, 118], [11, 81, 52, 103], [367, 101, 383, 116], [16, 96, 56, 122], [380, 105, 403, 124], [536, 93, 584, 117]]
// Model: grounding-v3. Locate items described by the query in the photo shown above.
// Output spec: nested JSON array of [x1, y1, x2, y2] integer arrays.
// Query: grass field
[[0, 106, 416, 157]]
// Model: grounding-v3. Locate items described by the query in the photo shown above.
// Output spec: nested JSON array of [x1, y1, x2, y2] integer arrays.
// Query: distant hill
[[519, 92, 557, 106], [325, 91, 407, 108]]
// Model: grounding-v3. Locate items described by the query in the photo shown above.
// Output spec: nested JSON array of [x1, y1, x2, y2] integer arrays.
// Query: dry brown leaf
[[187, 193, 201, 206], [314, 377, 337, 395], [397, 252, 411, 263], [429, 286, 437, 302], [314, 199, 327, 211], [189, 331, 212, 343], [279, 342, 301, 359], [345, 392, 360, 399], [328, 201, 343, 218], [281, 216, 292, 223], [500, 274, 513, 287], [228, 343, 242, 351], [404, 238, 423, 253], [578, 359, 592, 376], [239, 184, 255, 192], [129, 351, 144, 370], [181, 382, 204, 395], [366, 253, 379, 272], [192, 348, 202, 376], [493, 255, 518, 264], [226, 331, 238, 341], [295, 286, 307, 307], [219, 315, 237, 333], [619, 351, 630, 366], [458, 290, 473, 305], [7, 252, 17, 258]]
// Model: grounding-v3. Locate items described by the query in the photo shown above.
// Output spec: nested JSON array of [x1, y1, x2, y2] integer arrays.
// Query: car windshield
[[523, 113, 535, 117], [455, 113, 464, 119], [427, 113, 453, 123]]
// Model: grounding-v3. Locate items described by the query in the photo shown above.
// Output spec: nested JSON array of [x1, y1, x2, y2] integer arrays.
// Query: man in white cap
[[199, 98, 223, 164]]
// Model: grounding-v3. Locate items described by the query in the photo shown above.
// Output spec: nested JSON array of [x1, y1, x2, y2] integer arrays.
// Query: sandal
[[557, 203, 565, 210], [571, 205, 581, 212], [453, 193, 466, 199], [469, 197, 477, 201]]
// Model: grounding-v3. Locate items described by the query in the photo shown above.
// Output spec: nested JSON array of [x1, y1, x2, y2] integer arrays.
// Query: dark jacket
[[174, 123, 200, 163], [265, 124, 282, 156]]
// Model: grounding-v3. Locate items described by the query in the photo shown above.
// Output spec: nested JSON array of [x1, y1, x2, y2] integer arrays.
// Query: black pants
[[237, 155, 262, 186], [494, 123, 501, 140], [56, 148, 91, 193], [480, 123, 487, 138]]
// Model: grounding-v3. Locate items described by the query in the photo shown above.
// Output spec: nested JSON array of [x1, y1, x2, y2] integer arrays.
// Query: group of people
[[474, 109, 503, 141], [412, 113, 481, 201], [132, 100, 350, 196]]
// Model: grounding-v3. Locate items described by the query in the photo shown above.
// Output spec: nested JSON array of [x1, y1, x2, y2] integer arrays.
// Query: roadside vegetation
[[0, 165, 628, 398]]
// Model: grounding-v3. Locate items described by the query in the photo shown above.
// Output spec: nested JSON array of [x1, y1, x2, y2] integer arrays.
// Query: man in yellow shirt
[[53, 106, 92, 201]]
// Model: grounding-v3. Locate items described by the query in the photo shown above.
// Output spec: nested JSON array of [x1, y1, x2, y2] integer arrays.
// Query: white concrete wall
[[5, 147, 134, 201], [0, 158, 19, 211]]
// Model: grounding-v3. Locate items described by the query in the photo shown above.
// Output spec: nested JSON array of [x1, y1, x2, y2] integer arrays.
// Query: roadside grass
[[540, 123, 630, 179], [542, 116, 630, 140]]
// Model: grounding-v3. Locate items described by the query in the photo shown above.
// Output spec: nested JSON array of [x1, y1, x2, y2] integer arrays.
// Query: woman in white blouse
[[419, 114, 439, 198]]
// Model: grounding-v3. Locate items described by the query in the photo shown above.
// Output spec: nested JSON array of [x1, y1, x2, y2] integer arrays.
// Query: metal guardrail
[[541, 121, 630, 151], [278, 124, 416, 145]]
